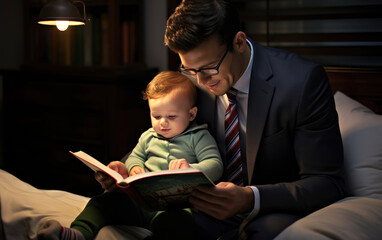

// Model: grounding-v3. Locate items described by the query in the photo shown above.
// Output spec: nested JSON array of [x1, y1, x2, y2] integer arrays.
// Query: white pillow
[[275, 197, 382, 240], [334, 91, 382, 199]]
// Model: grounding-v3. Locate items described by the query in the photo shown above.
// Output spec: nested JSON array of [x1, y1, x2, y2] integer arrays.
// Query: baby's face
[[148, 90, 196, 138]]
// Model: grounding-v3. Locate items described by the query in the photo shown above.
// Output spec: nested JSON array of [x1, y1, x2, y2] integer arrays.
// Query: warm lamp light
[[56, 21, 70, 31], [38, 0, 86, 31]]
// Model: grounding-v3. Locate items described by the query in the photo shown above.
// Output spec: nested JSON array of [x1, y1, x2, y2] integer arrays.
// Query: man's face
[[178, 35, 237, 96]]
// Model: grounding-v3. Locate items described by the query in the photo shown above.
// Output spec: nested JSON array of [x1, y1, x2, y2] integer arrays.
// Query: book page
[[70, 151, 124, 183]]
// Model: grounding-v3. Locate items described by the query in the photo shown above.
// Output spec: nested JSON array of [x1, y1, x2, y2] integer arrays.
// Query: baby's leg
[[37, 220, 84, 240]]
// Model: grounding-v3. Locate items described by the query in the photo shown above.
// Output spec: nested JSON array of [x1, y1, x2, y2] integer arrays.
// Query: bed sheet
[[0, 169, 151, 240]]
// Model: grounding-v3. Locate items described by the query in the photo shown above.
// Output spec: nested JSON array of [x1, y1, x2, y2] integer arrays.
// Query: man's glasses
[[179, 47, 229, 76]]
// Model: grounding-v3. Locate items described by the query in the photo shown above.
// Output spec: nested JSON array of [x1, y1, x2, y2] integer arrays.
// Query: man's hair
[[143, 71, 197, 107], [164, 0, 241, 53]]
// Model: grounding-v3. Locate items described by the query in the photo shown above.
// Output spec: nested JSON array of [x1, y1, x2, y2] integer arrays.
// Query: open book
[[70, 151, 215, 211]]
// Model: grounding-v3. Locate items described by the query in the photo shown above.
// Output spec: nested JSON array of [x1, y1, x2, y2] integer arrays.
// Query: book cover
[[70, 151, 215, 211]]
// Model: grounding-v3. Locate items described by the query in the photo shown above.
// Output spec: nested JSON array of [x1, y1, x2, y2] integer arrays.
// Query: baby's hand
[[95, 161, 128, 192], [169, 159, 190, 170], [108, 161, 129, 178], [129, 166, 146, 176]]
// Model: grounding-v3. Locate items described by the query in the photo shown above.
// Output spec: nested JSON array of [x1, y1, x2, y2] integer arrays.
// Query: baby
[[37, 71, 223, 240]]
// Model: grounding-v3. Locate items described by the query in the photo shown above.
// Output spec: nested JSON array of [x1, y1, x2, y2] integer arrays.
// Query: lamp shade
[[38, 0, 85, 27]]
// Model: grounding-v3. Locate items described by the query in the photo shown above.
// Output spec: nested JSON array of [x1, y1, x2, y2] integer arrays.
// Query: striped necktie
[[225, 88, 244, 186]]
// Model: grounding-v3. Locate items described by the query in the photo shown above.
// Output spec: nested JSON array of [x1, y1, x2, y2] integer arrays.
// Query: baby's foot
[[37, 220, 61, 240], [37, 220, 84, 240]]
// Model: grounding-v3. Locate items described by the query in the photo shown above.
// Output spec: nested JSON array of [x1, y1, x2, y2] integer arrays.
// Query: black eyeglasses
[[179, 47, 229, 76]]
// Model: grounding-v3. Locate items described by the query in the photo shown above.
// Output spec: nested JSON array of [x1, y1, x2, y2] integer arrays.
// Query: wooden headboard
[[325, 67, 382, 114]]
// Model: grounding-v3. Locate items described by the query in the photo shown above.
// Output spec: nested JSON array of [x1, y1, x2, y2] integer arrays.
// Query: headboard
[[325, 67, 382, 114]]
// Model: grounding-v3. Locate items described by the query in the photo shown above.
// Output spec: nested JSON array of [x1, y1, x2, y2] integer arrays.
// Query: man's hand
[[94, 161, 128, 192], [169, 159, 190, 170], [129, 166, 146, 176], [189, 182, 254, 220]]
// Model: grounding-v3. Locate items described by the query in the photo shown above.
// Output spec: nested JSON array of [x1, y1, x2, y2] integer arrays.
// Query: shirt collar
[[232, 39, 253, 94]]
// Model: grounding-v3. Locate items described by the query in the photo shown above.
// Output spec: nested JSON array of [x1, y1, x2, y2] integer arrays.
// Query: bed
[[1, 66, 382, 240]]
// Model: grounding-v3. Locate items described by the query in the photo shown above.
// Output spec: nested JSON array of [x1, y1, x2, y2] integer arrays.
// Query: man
[[163, 0, 345, 239], [97, 0, 345, 239]]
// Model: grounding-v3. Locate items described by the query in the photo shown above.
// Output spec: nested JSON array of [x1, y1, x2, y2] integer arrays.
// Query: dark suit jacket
[[196, 39, 345, 216]]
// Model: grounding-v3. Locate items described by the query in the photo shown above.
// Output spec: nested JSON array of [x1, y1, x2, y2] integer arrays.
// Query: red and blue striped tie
[[225, 88, 244, 186]]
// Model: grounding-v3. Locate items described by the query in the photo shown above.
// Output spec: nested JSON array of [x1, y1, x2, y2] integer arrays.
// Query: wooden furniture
[[326, 67, 382, 114], [2, 66, 157, 197]]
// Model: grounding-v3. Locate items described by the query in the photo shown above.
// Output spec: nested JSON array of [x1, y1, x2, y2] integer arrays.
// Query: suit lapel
[[246, 40, 275, 183]]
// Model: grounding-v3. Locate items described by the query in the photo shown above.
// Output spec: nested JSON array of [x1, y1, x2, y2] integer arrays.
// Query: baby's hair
[[143, 71, 197, 107]]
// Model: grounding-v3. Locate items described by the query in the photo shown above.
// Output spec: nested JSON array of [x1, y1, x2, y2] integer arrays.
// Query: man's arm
[[256, 65, 345, 215]]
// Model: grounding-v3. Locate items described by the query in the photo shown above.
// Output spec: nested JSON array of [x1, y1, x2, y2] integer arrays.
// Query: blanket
[[0, 169, 151, 240]]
